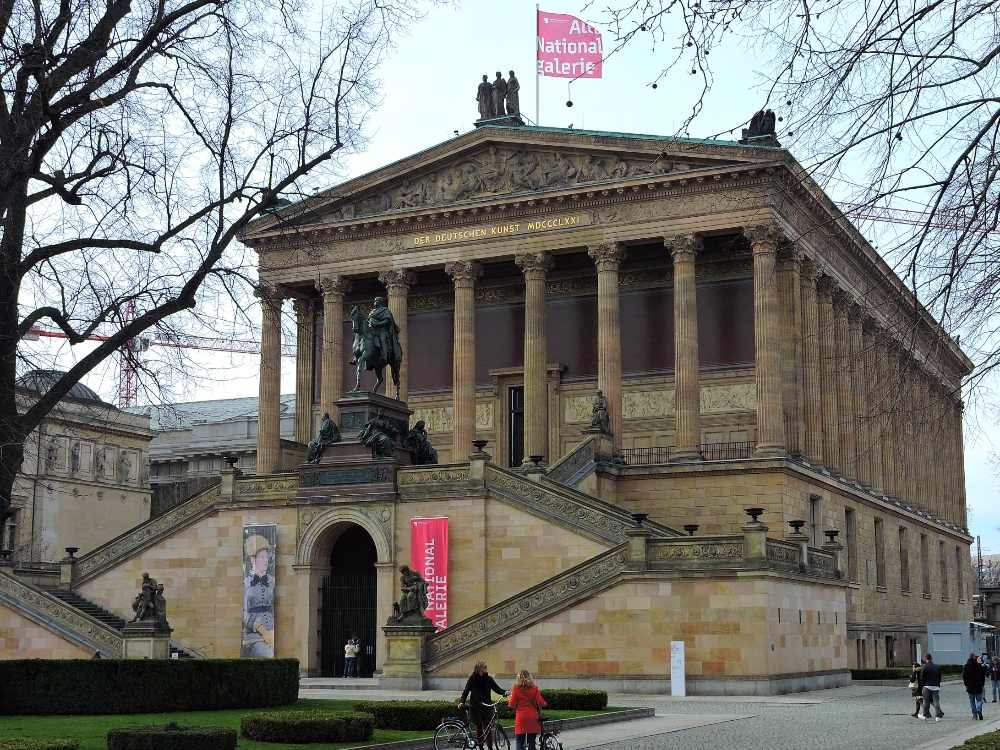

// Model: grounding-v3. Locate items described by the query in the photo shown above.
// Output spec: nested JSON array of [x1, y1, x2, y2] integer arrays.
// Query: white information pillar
[[670, 640, 686, 697]]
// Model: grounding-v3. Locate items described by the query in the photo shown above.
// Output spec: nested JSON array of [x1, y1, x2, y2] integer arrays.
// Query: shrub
[[240, 710, 374, 744], [539, 689, 608, 711], [106, 723, 237, 750], [0, 659, 298, 715], [353, 700, 460, 731], [0, 741, 80, 750], [851, 668, 910, 680]]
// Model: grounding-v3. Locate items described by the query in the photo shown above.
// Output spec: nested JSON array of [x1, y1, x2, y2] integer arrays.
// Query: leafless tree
[[0, 0, 428, 535], [589, 0, 999, 383]]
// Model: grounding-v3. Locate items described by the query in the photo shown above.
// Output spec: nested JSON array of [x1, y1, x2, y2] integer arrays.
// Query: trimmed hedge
[[539, 689, 608, 711], [354, 701, 457, 731], [0, 742, 80, 750], [851, 664, 965, 680], [106, 723, 237, 750], [240, 710, 374, 744], [0, 659, 298, 715]]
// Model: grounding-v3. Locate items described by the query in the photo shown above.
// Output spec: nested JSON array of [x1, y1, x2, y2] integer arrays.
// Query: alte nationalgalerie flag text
[[537, 10, 603, 78]]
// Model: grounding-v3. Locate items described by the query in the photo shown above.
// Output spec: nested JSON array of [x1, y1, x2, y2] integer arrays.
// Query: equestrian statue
[[350, 297, 403, 399]]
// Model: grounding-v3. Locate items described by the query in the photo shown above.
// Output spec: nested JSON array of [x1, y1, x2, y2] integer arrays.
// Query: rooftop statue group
[[130, 572, 168, 626], [308, 296, 438, 465], [477, 70, 520, 120]]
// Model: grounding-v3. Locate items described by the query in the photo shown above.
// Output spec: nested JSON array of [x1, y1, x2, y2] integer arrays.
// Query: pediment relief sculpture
[[319, 147, 714, 224]]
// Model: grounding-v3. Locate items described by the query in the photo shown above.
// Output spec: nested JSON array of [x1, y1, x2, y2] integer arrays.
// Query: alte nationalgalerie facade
[[0, 124, 972, 695]]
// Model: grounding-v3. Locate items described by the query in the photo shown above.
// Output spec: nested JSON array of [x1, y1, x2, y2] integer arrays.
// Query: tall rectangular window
[[810, 496, 822, 547], [921, 534, 930, 595], [845, 508, 858, 582], [508, 387, 524, 468], [899, 527, 910, 592], [3, 509, 17, 551], [957, 546, 965, 600], [875, 518, 886, 588], [940, 541, 949, 599]]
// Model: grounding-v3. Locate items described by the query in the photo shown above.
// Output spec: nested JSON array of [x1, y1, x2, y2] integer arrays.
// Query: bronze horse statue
[[349, 304, 402, 398]]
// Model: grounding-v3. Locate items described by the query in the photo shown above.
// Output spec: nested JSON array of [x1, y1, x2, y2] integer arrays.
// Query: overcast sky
[[30, 1, 1000, 556]]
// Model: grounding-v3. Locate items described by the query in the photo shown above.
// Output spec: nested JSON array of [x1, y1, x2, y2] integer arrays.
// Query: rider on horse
[[350, 297, 403, 398], [368, 298, 402, 373]]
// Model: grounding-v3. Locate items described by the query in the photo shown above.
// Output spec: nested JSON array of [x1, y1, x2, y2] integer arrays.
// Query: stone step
[[300, 678, 381, 690]]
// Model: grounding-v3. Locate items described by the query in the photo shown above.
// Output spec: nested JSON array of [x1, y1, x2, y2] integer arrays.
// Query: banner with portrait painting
[[241, 524, 276, 658]]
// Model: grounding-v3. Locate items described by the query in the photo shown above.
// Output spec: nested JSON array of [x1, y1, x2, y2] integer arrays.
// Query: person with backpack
[[919, 653, 945, 721], [508, 669, 548, 750]]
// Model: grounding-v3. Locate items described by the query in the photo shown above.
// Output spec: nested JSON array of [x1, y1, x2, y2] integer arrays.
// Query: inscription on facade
[[300, 467, 390, 486], [409, 214, 590, 247]]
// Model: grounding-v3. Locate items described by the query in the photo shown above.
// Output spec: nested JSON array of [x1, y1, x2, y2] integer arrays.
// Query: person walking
[[509, 669, 547, 750], [459, 661, 510, 750], [965, 653, 988, 720], [909, 662, 924, 718], [920, 653, 945, 721], [990, 659, 1000, 702], [344, 636, 359, 679]]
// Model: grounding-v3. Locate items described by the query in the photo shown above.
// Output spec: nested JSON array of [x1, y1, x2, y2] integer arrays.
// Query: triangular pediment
[[245, 128, 780, 238]]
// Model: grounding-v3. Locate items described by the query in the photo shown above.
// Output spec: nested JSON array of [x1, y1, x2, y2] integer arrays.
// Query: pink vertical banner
[[412, 517, 448, 631], [536, 10, 603, 78]]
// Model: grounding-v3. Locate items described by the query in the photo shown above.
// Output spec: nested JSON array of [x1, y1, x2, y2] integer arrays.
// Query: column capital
[[664, 234, 703, 263], [588, 242, 627, 271], [832, 289, 855, 315], [379, 269, 418, 296], [445, 260, 484, 288], [515, 251, 555, 278], [816, 275, 839, 298], [775, 243, 804, 271], [862, 315, 881, 334], [316, 275, 352, 298], [291, 298, 316, 316], [847, 303, 866, 324], [800, 258, 821, 285], [744, 222, 786, 252], [254, 282, 283, 307]]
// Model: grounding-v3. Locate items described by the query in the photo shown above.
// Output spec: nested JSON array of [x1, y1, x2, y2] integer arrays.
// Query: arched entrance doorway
[[320, 524, 378, 677]]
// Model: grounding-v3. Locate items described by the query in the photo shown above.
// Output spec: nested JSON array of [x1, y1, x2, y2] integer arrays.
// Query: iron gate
[[319, 570, 376, 677]]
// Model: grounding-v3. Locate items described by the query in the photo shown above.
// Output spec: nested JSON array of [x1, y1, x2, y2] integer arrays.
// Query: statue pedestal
[[474, 114, 525, 128], [298, 392, 413, 497], [380, 621, 436, 690], [122, 620, 173, 659]]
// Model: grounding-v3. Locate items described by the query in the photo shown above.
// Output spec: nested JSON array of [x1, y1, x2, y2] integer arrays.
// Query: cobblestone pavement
[[574, 684, 999, 750]]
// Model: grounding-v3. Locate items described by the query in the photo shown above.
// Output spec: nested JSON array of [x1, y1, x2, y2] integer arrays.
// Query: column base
[[122, 620, 173, 659], [671, 447, 703, 462], [753, 443, 787, 458]]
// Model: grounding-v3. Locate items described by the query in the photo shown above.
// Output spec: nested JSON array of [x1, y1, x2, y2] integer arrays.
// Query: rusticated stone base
[[380, 622, 436, 690], [122, 620, 173, 659]]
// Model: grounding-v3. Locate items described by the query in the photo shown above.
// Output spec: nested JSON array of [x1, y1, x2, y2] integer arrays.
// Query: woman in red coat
[[508, 669, 547, 750]]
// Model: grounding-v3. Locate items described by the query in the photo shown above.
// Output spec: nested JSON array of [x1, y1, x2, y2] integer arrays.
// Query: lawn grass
[[0, 699, 615, 750], [955, 729, 1000, 749]]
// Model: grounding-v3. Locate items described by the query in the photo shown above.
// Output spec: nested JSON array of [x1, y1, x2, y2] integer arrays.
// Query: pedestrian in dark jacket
[[459, 661, 510, 749], [990, 660, 1000, 703], [910, 663, 923, 718], [920, 654, 944, 721], [965, 653, 988, 720]]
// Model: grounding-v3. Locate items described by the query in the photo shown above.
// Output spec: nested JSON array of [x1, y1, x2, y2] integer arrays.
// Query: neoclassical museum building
[[0, 123, 972, 694]]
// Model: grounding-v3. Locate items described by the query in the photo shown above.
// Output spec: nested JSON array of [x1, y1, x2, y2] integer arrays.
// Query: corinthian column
[[379, 269, 417, 403], [516, 252, 554, 464], [800, 260, 824, 468], [833, 292, 857, 483], [588, 242, 627, 449], [293, 298, 316, 445], [446, 260, 484, 460], [816, 276, 841, 475], [317, 276, 352, 419], [666, 234, 703, 461], [256, 282, 283, 475], [862, 318, 884, 495], [746, 224, 786, 457], [848, 305, 870, 488], [953, 398, 968, 527], [777, 245, 805, 458]]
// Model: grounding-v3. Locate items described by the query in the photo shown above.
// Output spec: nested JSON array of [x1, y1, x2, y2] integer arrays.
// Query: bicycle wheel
[[492, 724, 511, 750], [541, 732, 562, 750], [434, 722, 471, 750]]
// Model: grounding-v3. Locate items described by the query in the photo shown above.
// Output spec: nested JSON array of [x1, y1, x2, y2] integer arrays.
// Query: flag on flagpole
[[536, 10, 603, 79]]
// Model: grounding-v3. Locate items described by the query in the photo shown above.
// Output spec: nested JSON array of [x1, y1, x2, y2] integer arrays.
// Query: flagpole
[[535, 4, 540, 126]]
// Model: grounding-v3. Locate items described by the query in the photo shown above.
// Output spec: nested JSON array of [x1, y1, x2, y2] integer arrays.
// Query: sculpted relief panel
[[567, 383, 755, 422], [320, 147, 702, 223], [411, 403, 494, 433]]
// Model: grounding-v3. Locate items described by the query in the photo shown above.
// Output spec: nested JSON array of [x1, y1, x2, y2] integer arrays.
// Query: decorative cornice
[[664, 234, 703, 263], [445, 260, 485, 287], [587, 242, 627, 272], [378, 269, 418, 296]]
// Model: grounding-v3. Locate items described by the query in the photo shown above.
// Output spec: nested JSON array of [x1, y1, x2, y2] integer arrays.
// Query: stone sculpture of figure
[[44, 439, 59, 471], [153, 584, 168, 625], [131, 572, 158, 622], [403, 420, 438, 465], [358, 407, 399, 460], [391, 565, 431, 624], [94, 447, 106, 476], [306, 412, 342, 464], [589, 390, 612, 434], [491, 72, 507, 118], [141, 457, 150, 487], [743, 108, 777, 139], [117, 451, 132, 483], [505, 70, 520, 116], [477, 74, 493, 119], [69, 442, 80, 473]]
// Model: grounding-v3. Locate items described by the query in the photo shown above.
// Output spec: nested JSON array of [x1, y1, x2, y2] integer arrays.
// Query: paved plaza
[[302, 681, 1000, 750]]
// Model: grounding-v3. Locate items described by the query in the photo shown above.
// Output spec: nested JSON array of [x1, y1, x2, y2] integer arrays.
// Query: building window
[[899, 527, 910, 592], [957, 546, 965, 600], [810, 496, 822, 547], [921, 534, 930, 595], [508, 387, 524, 468], [845, 508, 857, 582], [875, 518, 886, 588], [2, 509, 17, 551], [940, 541, 949, 599]]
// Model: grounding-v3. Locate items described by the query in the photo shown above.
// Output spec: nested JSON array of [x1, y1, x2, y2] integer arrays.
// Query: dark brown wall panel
[[547, 295, 599, 379], [476, 304, 524, 384], [407, 311, 454, 392], [697, 279, 755, 366], [621, 288, 675, 375]]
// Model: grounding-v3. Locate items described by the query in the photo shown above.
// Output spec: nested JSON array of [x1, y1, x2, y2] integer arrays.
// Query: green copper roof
[[480, 124, 785, 149]]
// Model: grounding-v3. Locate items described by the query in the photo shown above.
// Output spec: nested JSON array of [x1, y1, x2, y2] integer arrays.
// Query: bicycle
[[433, 697, 511, 750], [537, 714, 563, 750]]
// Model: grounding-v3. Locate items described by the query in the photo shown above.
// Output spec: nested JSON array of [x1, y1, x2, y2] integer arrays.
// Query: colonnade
[[255, 222, 966, 528]]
